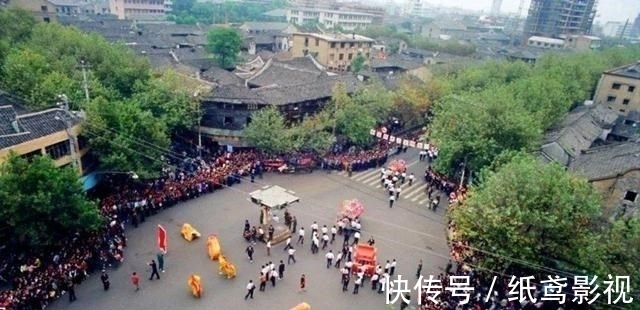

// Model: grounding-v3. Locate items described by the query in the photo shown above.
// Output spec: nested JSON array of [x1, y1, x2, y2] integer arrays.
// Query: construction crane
[[510, 0, 526, 46]]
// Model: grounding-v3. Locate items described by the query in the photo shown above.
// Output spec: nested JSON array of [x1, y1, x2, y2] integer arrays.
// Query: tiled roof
[[608, 61, 640, 80], [569, 142, 640, 181], [201, 67, 243, 86], [241, 22, 291, 32], [369, 55, 423, 71], [246, 58, 325, 87], [540, 105, 619, 166], [206, 75, 362, 106], [0, 108, 82, 150]]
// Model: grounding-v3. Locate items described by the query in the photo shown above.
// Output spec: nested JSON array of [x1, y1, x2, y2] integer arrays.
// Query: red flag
[[157, 225, 167, 253]]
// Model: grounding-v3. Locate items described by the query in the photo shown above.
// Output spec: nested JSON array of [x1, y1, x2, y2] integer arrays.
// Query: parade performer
[[181, 223, 201, 242], [187, 274, 202, 298], [218, 255, 237, 279], [290, 302, 311, 310], [207, 235, 222, 260]]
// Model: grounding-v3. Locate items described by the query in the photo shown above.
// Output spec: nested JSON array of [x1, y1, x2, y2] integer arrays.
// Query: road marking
[[404, 184, 426, 199], [353, 169, 380, 181], [418, 198, 431, 205]]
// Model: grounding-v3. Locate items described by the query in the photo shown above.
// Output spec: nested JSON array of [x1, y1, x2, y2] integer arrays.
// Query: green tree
[[451, 154, 605, 272], [289, 114, 335, 154], [352, 79, 394, 123], [0, 8, 36, 44], [429, 88, 541, 176], [206, 27, 242, 69], [0, 154, 103, 248], [132, 70, 200, 132], [350, 53, 366, 73], [243, 106, 293, 154], [83, 97, 170, 178]]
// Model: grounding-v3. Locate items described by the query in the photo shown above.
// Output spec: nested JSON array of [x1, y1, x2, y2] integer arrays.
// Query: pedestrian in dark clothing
[[148, 260, 160, 280], [400, 294, 410, 310], [67, 280, 77, 302], [342, 274, 350, 292], [259, 273, 267, 291], [100, 270, 110, 291], [246, 245, 254, 262], [292, 216, 297, 233], [416, 260, 422, 279], [278, 261, 285, 279], [270, 272, 276, 287]]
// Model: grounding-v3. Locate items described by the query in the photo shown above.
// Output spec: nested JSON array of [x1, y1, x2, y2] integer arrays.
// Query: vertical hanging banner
[[158, 225, 167, 253]]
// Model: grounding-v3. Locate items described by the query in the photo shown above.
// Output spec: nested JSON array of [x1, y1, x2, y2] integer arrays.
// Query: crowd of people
[[0, 126, 449, 310]]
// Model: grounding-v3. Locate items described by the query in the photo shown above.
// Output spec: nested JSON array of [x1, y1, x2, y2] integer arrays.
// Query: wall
[[592, 170, 640, 219], [292, 34, 372, 70], [594, 73, 640, 116], [8, 0, 56, 22], [0, 124, 88, 175]]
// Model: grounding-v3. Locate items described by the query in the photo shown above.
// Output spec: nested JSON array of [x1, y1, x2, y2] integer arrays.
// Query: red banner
[[158, 225, 167, 253]]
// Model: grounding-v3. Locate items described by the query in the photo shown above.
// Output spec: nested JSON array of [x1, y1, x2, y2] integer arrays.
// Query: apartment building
[[291, 32, 374, 71], [5, 0, 57, 22], [524, 0, 596, 38], [109, 0, 171, 20], [594, 61, 640, 116], [286, 7, 374, 31]]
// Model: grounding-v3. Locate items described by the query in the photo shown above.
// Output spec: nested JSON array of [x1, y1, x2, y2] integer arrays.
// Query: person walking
[[342, 274, 350, 292], [353, 277, 361, 294], [131, 272, 140, 291], [278, 261, 285, 279], [330, 225, 337, 243], [371, 273, 379, 290], [390, 259, 397, 276], [287, 247, 297, 264], [292, 216, 297, 232], [245, 280, 255, 300], [67, 279, 77, 302], [156, 250, 165, 272], [299, 274, 306, 292], [325, 250, 334, 269], [400, 293, 411, 310], [334, 251, 343, 268], [416, 259, 422, 279], [266, 240, 272, 256], [352, 231, 360, 245], [321, 234, 329, 250], [284, 236, 292, 251], [246, 245, 254, 263], [259, 273, 267, 291], [148, 260, 160, 280], [100, 270, 110, 291], [389, 195, 395, 208], [270, 269, 277, 287], [297, 227, 305, 245]]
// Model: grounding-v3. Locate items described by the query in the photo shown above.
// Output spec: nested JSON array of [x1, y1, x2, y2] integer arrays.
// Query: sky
[[411, 0, 640, 24]]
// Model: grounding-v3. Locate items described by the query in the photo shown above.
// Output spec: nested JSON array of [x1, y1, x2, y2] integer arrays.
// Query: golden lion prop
[[206, 235, 221, 260], [187, 274, 202, 298], [181, 223, 201, 242], [290, 302, 311, 310], [217, 254, 237, 279]]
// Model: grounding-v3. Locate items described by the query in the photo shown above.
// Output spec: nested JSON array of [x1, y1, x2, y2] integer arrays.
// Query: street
[[46, 150, 450, 310]]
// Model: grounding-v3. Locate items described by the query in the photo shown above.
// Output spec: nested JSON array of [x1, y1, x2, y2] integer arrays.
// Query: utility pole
[[194, 91, 203, 158], [56, 94, 80, 174], [620, 18, 630, 40], [79, 60, 91, 103]]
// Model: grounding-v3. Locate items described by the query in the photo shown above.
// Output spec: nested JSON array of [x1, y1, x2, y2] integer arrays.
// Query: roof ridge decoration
[[246, 58, 274, 86]]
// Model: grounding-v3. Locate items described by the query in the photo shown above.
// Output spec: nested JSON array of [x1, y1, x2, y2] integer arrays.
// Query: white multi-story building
[[286, 7, 373, 31], [601, 21, 632, 38], [403, 0, 426, 17]]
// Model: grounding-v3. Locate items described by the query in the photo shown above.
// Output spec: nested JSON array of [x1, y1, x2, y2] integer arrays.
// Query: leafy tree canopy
[[0, 154, 103, 248], [451, 153, 605, 273], [206, 27, 242, 69], [243, 106, 293, 154]]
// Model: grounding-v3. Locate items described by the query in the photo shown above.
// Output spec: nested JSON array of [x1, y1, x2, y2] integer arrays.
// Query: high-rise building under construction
[[523, 0, 597, 38]]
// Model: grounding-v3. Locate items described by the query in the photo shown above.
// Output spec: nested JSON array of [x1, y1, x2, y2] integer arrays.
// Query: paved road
[[47, 150, 449, 310]]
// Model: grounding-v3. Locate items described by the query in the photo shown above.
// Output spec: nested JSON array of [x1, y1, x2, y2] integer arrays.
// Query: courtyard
[[47, 151, 450, 310]]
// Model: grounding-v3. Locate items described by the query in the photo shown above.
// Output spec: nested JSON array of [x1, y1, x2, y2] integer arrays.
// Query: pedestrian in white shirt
[[310, 222, 319, 234], [287, 248, 296, 264], [321, 225, 328, 235], [325, 250, 335, 268], [395, 186, 401, 199], [334, 252, 343, 268], [297, 227, 305, 245], [408, 173, 415, 186], [384, 260, 391, 274], [390, 259, 397, 276], [330, 226, 337, 243], [389, 195, 396, 208], [352, 231, 361, 245]]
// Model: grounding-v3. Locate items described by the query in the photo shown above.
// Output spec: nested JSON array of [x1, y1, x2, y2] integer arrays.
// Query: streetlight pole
[[55, 94, 80, 174], [194, 91, 203, 158], [79, 60, 91, 103]]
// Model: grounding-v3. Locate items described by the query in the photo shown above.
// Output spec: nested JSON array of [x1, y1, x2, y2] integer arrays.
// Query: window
[[339, 53, 344, 60], [329, 54, 335, 61], [629, 86, 636, 92], [246, 117, 252, 125], [304, 38, 308, 47], [612, 83, 621, 89], [620, 109, 626, 113], [223, 116, 233, 125], [625, 191, 638, 202], [41, 5, 48, 11], [350, 43, 354, 48], [331, 42, 336, 48], [348, 53, 353, 60], [43, 17, 51, 23], [340, 43, 345, 48], [315, 38, 319, 46], [607, 96, 616, 102], [45, 141, 70, 160], [623, 99, 630, 105], [21, 149, 42, 162]]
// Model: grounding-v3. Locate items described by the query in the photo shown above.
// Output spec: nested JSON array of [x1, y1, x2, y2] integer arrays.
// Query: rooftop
[[569, 142, 640, 181], [246, 57, 326, 87], [292, 32, 375, 43], [606, 61, 640, 80], [240, 22, 293, 32], [47, 0, 86, 6], [528, 36, 565, 45], [290, 7, 375, 17], [540, 105, 619, 166], [0, 106, 82, 150]]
